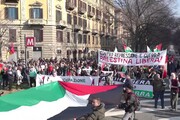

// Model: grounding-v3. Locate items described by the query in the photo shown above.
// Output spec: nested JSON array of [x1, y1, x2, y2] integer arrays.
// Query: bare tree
[[0, 9, 12, 58], [111, 0, 176, 51]]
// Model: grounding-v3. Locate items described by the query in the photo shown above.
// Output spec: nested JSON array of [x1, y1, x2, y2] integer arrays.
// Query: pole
[[24, 34, 27, 65]]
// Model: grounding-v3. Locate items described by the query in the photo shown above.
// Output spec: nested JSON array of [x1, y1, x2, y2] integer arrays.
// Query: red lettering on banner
[[142, 59, 146, 64], [136, 59, 140, 64], [154, 57, 161, 63], [128, 59, 132, 64], [110, 57, 113, 62]]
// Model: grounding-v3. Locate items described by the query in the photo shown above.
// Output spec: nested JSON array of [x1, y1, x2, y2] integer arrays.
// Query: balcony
[[74, 25, 82, 32], [56, 20, 67, 29], [66, 2, 75, 11], [103, 18, 108, 23], [105, 32, 110, 37], [28, 19, 45, 25], [87, 12, 94, 18], [78, 8, 86, 14], [96, 15, 101, 20], [100, 31, 105, 36], [92, 29, 98, 35], [83, 27, 90, 33], [112, 30, 117, 38]]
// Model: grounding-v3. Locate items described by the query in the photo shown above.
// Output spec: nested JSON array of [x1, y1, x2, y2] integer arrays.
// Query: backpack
[[129, 93, 141, 111]]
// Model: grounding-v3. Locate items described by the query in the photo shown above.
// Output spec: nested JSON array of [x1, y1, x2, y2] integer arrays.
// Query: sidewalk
[[105, 107, 180, 120]]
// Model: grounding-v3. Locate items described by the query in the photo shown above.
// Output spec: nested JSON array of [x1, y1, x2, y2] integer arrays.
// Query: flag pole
[[24, 34, 27, 65]]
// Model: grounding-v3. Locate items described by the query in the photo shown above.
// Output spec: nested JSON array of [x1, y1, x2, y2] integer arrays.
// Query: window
[[96, 36, 98, 45], [78, 0, 83, 7], [88, 35, 90, 44], [88, 5, 91, 13], [9, 29, 16, 42], [74, 0, 77, 7], [56, 10, 62, 22], [83, 2, 86, 11], [57, 30, 63, 42], [78, 34, 82, 44], [92, 36, 95, 44], [67, 14, 72, 24], [92, 7, 95, 14], [30, 8, 43, 19], [34, 29, 43, 42], [67, 32, 70, 43], [74, 32, 77, 43], [5, 7, 18, 20], [83, 19, 87, 28], [73, 15, 77, 25], [78, 17, 82, 26], [83, 35, 87, 44]]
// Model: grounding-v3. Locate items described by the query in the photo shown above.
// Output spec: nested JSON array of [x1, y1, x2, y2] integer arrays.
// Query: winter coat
[[78, 103, 106, 120]]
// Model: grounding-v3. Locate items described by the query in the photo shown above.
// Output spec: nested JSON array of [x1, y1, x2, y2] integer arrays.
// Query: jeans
[[171, 91, 178, 110], [122, 111, 135, 120], [154, 91, 164, 108]]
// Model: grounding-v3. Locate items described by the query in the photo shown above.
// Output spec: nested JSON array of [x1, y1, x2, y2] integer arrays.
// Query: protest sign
[[98, 50, 167, 66], [99, 77, 153, 98], [36, 74, 99, 87]]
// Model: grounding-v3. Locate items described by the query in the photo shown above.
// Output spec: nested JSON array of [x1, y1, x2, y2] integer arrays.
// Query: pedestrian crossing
[[105, 89, 180, 118]]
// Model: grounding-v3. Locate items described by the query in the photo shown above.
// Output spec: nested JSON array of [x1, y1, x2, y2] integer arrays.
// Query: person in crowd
[[2, 66, 8, 90], [7, 66, 14, 91], [123, 74, 134, 90], [77, 98, 105, 120], [29, 65, 37, 87], [47, 63, 54, 75], [148, 69, 157, 80], [121, 87, 137, 120], [16, 66, 23, 89], [168, 61, 176, 78], [104, 73, 113, 85], [152, 74, 165, 109], [169, 73, 179, 111]]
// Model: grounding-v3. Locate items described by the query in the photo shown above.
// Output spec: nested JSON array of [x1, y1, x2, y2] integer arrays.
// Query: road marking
[[158, 117, 180, 120], [105, 105, 180, 117]]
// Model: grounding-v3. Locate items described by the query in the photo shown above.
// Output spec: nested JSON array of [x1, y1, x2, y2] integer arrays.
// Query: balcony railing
[[105, 32, 110, 37], [74, 24, 82, 31], [83, 27, 90, 33], [28, 19, 45, 25], [103, 18, 108, 23], [92, 29, 98, 35], [100, 31, 105, 36], [66, 2, 75, 10], [78, 8, 86, 14], [87, 12, 94, 18], [56, 20, 67, 29], [96, 15, 101, 20]]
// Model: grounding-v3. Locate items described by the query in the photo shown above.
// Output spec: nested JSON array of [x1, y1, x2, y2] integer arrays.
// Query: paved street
[[49, 90, 180, 120]]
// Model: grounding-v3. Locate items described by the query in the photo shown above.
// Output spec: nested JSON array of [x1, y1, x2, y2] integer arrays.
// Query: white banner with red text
[[98, 49, 167, 66], [36, 74, 99, 87]]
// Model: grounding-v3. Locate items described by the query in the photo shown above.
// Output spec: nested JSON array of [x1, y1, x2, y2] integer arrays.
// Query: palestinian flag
[[147, 46, 152, 52], [154, 43, 162, 52], [0, 82, 123, 120], [123, 44, 133, 52]]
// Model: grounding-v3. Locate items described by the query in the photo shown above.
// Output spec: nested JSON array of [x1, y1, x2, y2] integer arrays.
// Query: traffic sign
[[26, 37, 35, 47]]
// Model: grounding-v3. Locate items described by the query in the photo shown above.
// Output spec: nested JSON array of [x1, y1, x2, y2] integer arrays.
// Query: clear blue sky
[[174, 0, 180, 17]]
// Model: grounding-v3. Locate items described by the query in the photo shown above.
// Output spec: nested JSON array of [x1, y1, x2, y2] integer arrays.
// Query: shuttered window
[[5, 7, 18, 20], [34, 29, 43, 42], [30, 8, 43, 19], [9, 29, 16, 42]]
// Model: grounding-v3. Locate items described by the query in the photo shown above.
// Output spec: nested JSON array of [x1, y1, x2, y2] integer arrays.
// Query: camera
[[118, 103, 128, 109]]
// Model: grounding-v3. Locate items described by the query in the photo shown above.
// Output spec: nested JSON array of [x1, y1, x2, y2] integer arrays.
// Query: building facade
[[0, 0, 117, 61]]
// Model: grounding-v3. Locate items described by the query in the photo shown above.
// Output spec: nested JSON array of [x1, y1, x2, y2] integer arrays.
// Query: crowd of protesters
[[0, 56, 180, 91]]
